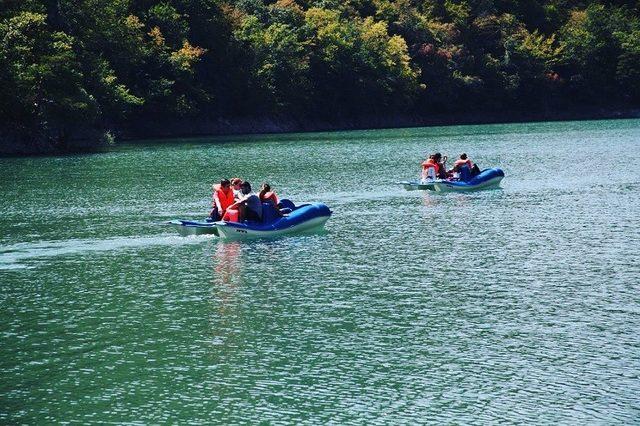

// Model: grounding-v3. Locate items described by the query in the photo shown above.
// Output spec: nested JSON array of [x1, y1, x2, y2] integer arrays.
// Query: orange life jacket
[[422, 159, 440, 174], [216, 187, 235, 212], [454, 159, 473, 169]]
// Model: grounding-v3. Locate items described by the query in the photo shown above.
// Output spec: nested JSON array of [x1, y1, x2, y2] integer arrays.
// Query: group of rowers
[[421, 152, 481, 182], [209, 178, 282, 222]]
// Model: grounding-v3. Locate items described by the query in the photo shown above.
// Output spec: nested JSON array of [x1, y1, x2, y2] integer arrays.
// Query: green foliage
[[615, 29, 640, 100], [444, 0, 470, 26], [1, 0, 639, 152], [558, 4, 639, 100], [147, 2, 188, 47], [235, 16, 311, 111], [0, 12, 97, 139], [304, 8, 420, 114]]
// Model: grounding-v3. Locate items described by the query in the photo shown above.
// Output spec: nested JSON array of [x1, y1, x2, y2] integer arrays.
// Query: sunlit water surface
[[1, 119, 639, 423]]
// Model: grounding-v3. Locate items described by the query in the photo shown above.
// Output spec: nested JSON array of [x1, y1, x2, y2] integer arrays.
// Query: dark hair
[[220, 178, 231, 187], [240, 181, 251, 193], [434, 152, 442, 160], [261, 182, 271, 192], [460, 153, 467, 160]]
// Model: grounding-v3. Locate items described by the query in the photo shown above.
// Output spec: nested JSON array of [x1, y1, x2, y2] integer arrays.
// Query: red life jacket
[[216, 187, 235, 212], [422, 159, 440, 174], [454, 159, 473, 169]]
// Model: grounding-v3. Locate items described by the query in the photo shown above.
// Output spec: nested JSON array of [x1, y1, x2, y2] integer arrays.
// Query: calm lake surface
[[1, 119, 639, 423]]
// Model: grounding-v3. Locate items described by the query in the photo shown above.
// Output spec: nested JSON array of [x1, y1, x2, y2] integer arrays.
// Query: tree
[[0, 12, 98, 148]]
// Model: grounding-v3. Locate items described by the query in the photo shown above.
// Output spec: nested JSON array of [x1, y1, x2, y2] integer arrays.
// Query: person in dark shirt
[[227, 181, 262, 222]]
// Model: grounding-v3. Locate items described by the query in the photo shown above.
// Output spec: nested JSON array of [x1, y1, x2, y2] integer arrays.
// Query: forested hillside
[[1, 0, 639, 153]]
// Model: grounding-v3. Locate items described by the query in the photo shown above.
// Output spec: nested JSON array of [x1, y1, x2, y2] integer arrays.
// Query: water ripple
[[1, 120, 640, 423]]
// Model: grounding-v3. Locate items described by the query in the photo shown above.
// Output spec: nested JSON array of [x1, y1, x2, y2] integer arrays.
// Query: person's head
[[240, 181, 252, 195], [433, 152, 442, 161], [220, 179, 231, 190], [460, 153, 467, 160], [260, 182, 271, 192], [231, 178, 242, 189]]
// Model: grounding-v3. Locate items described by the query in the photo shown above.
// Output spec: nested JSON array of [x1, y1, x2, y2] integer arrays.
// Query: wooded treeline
[[1, 0, 639, 153]]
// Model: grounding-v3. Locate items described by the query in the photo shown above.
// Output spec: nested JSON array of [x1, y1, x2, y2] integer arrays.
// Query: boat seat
[[261, 202, 281, 224], [459, 165, 472, 182], [278, 199, 296, 210]]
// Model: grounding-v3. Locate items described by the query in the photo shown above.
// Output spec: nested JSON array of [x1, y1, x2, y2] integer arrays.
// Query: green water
[[1, 119, 639, 423]]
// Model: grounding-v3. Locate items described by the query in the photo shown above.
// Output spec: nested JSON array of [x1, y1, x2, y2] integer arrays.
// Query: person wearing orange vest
[[432, 152, 448, 179], [453, 153, 474, 171], [259, 183, 284, 218], [421, 155, 440, 181], [209, 179, 235, 220], [259, 183, 280, 206]]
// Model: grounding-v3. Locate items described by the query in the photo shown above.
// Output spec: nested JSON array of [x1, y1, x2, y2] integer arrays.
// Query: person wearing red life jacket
[[451, 153, 481, 179], [432, 152, 448, 179], [453, 153, 474, 171], [259, 183, 284, 217], [209, 179, 235, 220], [421, 155, 439, 181], [259, 183, 279, 206]]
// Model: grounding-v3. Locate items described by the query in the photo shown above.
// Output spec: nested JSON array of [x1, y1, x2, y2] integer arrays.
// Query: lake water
[[1, 119, 639, 423]]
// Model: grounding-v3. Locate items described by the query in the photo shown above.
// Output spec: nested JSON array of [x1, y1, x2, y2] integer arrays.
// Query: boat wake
[[0, 234, 215, 270]]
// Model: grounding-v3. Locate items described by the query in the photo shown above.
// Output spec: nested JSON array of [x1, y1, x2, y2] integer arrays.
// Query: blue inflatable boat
[[432, 168, 505, 192], [214, 199, 332, 240]]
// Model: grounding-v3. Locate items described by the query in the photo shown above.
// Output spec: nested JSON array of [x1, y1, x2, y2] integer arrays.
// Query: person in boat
[[433, 152, 448, 179], [421, 154, 439, 181], [210, 178, 235, 220], [259, 182, 285, 217], [227, 181, 263, 222], [259, 183, 279, 206], [451, 153, 481, 178], [230, 177, 243, 199], [453, 153, 473, 171]]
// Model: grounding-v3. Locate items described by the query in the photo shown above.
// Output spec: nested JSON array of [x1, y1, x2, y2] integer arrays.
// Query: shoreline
[[120, 107, 640, 142], [2, 107, 639, 157]]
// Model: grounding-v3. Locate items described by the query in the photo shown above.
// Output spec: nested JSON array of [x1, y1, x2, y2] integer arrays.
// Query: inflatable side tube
[[215, 203, 332, 239], [432, 168, 504, 192]]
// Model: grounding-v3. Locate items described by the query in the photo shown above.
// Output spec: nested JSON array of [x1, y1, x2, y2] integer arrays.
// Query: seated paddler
[[259, 182, 282, 206], [230, 177, 243, 199], [260, 182, 285, 216], [227, 181, 263, 222], [453, 153, 473, 171], [451, 153, 481, 180], [432, 152, 448, 179], [421, 154, 439, 181], [209, 179, 234, 220]]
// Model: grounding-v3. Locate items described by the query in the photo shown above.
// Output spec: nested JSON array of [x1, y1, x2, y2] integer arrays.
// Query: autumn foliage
[[1, 0, 639, 152]]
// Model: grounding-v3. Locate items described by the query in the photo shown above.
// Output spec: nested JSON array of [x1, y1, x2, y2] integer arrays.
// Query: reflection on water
[[211, 242, 243, 319], [209, 242, 243, 350], [421, 192, 441, 208], [213, 241, 243, 289]]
